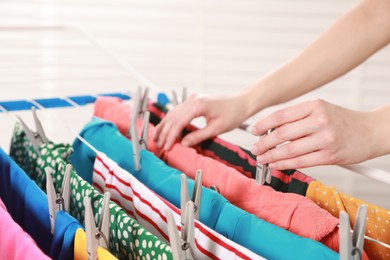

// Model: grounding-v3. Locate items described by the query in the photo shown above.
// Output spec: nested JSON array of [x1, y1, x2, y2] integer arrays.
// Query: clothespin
[[140, 87, 149, 117], [84, 192, 111, 260], [180, 170, 202, 220], [129, 87, 150, 171], [17, 106, 49, 153], [255, 129, 273, 186], [339, 205, 367, 260], [166, 201, 195, 260], [255, 162, 272, 186], [166, 170, 202, 260], [171, 87, 187, 106], [46, 164, 71, 234]]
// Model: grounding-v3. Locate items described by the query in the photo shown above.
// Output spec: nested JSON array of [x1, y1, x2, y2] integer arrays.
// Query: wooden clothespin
[[339, 205, 368, 260], [17, 106, 49, 153], [84, 192, 111, 260], [46, 164, 71, 234]]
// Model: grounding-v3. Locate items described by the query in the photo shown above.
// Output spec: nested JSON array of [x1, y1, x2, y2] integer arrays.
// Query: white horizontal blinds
[[203, 0, 361, 100], [0, 28, 138, 99], [361, 47, 390, 110], [0, 1, 203, 95]]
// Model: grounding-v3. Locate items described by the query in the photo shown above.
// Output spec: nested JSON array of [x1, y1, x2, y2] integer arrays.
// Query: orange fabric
[[74, 228, 117, 260], [307, 181, 389, 259], [94, 96, 341, 253]]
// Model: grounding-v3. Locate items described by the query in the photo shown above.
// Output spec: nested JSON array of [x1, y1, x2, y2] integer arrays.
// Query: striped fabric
[[93, 96, 340, 253], [148, 102, 314, 196], [93, 152, 264, 260], [71, 117, 339, 260]]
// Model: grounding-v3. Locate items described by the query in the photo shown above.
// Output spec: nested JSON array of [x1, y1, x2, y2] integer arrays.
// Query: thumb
[[181, 124, 219, 147]]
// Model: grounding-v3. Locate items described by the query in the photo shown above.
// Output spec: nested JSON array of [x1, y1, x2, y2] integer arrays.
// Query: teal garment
[[71, 117, 338, 260], [0, 148, 82, 260]]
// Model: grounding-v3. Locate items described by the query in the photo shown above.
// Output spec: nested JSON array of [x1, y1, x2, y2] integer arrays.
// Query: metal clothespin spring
[[95, 230, 109, 248], [56, 193, 64, 211]]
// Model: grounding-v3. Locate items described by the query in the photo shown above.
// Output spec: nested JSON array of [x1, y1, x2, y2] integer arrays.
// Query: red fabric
[[147, 104, 314, 184], [94, 97, 340, 253]]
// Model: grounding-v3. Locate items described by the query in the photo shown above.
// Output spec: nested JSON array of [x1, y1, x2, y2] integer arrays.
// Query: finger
[[160, 102, 205, 150], [251, 116, 317, 155], [257, 134, 323, 164], [181, 122, 220, 147], [267, 151, 327, 170], [251, 100, 315, 136]]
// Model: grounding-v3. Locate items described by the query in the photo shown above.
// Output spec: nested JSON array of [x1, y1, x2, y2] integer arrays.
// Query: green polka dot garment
[[10, 122, 73, 191], [9, 123, 173, 260]]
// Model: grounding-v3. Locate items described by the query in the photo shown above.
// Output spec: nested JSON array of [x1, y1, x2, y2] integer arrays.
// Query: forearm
[[368, 105, 390, 159], [240, 0, 390, 118]]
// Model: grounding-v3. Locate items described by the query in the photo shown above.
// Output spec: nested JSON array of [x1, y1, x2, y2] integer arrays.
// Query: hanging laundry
[[307, 181, 390, 259], [93, 96, 340, 252], [71, 117, 339, 260], [94, 152, 264, 260], [0, 147, 83, 260], [147, 101, 313, 195], [0, 197, 50, 260], [9, 123, 173, 260], [73, 228, 117, 260]]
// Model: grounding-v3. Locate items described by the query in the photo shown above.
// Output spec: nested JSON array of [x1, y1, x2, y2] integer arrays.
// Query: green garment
[[10, 122, 172, 260]]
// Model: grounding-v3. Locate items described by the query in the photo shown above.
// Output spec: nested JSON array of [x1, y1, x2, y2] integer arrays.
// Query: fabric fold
[[71, 116, 339, 260], [93, 96, 340, 251]]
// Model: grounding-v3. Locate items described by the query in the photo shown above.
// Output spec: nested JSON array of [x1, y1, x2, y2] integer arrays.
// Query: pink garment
[[94, 97, 340, 253], [0, 198, 50, 260]]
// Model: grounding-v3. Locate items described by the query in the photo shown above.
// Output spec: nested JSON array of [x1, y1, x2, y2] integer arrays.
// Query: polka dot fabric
[[307, 181, 390, 259], [9, 124, 173, 260]]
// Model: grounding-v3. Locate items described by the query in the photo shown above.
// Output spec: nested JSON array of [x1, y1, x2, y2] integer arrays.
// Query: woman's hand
[[250, 99, 383, 170], [154, 94, 248, 150]]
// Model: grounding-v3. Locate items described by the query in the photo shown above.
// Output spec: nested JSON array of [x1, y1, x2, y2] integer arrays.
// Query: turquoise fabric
[[0, 148, 83, 260], [71, 117, 338, 260]]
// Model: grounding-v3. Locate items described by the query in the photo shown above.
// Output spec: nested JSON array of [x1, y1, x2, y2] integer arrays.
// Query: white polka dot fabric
[[93, 152, 264, 260], [9, 123, 173, 260]]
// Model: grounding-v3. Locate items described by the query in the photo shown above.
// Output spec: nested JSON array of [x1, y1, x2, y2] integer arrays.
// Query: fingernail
[[268, 163, 275, 168], [251, 126, 258, 135], [257, 155, 265, 163], [250, 145, 258, 155], [181, 139, 190, 147], [164, 143, 170, 151], [156, 141, 162, 148]]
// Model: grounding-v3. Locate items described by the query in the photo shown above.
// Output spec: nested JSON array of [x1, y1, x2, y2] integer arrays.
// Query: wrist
[[366, 106, 390, 158], [238, 81, 270, 119]]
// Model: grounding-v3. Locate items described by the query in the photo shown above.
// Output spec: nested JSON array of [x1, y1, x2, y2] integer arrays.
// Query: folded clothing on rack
[[147, 101, 314, 196], [71, 116, 339, 260], [148, 99, 388, 259], [0, 147, 83, 260], [9, 123, 173, 260], [307, 181, 390, 259], [94, 152, 265, 260], [0, 197, 50, 260], [93, 96, 340, 252]]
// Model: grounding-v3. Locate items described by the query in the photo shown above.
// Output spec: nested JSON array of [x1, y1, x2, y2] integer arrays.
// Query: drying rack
[[1, 25, 389, 188], [1, 24, 390, 259]]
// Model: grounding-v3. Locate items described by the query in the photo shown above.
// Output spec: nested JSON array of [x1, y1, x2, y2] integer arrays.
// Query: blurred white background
[[0, 0, 389, 208]]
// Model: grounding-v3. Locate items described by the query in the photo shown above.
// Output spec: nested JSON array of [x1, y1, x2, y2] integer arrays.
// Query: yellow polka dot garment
[[307, 181, 390, 259], [9, 123, 173, 260]]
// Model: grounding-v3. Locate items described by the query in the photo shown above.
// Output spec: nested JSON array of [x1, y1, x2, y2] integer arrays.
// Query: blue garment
[[71, 117, 338, 260], [0, 148, 83, 260]]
